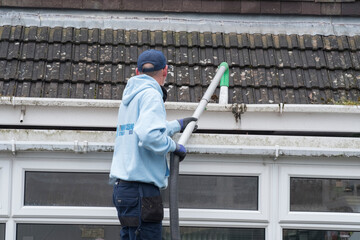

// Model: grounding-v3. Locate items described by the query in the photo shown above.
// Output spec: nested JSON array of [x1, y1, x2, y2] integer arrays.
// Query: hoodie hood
[[122, 74, 163, 106]]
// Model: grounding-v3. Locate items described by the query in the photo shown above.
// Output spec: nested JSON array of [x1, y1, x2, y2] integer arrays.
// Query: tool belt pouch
[[115, 197, 140, 227], [141, 195, 164, 222]]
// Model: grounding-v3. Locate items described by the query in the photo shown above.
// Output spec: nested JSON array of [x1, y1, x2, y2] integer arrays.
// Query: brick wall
[[1, 0, 360, 16]]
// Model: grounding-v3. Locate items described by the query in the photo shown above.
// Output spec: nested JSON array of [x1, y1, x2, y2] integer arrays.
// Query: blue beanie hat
[[137, 49, 166, 73]]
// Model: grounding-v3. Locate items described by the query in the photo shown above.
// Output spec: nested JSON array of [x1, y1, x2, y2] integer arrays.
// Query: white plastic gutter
[[0, 140, 359, 158], [1, 97, 359, 133], [1, 131, 360, 157]]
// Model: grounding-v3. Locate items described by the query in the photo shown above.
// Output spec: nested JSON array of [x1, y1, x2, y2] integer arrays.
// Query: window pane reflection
[[17, 224, 119, 240], [25, 172, 113, 207], [283, 229, 360, 240], [17, 224, 265, 240], [0, 224, 4, 240], [164, 227, 265, 240], [290, 177, 360, 213], [162, 175, 258, 210]]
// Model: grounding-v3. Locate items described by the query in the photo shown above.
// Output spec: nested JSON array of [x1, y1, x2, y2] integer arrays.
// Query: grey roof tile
[[74, 28, 89, 44], [114, 29, 125, 45], [214, 32, 224, 48], [289, 35, 299, 49], [36, 27, 49, 42], [45, 62, 60, 81], [23, 26, 37, 42], [354, 36, 360, 50], [256, 49, 266, 67], [19, 61, 33, 81], [166, 31, 174, 47], [280, 49, 291, 68], [5, 60, 18, 80], [0, 41, 9, 59], [129, 30, 138, 45], [62, 27, 74, 43], [278, 34, 289, 49], [21, 42, 36, 60], [288, 49, 300, 68], [9, 26, 22, 41], [99, 45, 113, 63], [0, 61, 6, 80], [59, 62, 72, 81], [204, 32, 213, 47], [34, 43, 48, 61], [314, 50, 327, 69], [0, 26, 11, 40], [29, 81, 43, 97], [177, 85, 191, 102], [305, 50, 317, 68], [266, 48, 276, 67], [49, 27, 63, 43], [32, 61, 45, 80], [139, 30, 150, 46], [100, 29, 114, 45], [17, 81, 31, 97]]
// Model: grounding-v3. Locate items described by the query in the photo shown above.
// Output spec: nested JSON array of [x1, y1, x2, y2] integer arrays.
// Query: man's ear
[[163, 65, 168, 77], [135, 68, 140, 75]]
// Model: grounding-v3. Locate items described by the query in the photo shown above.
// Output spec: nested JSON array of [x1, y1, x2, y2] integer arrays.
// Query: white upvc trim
[[1, 97, 360, 132], [279, 163, 360, 225], [0, 160, 11, 218], [9, 152, 269, 225], [11, 153, 114, 219], [281, 223, 360, 231], [1, 8, 360, 36], [1, 139, 360, 158]]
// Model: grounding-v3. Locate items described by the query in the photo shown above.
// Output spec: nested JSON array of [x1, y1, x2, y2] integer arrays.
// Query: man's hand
[[177, 117, 198, 132], [173, 143, 186, 162]]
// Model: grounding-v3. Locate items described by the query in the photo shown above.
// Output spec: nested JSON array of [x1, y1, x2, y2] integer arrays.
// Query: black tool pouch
[[115, 197, 140, 227], [141, 195, 164, 222]]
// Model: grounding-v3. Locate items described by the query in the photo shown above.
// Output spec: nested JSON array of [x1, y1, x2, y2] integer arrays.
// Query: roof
[[0, 25, 359, 104]]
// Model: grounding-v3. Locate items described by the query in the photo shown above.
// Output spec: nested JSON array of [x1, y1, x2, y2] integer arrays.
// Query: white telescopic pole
[[169, 63, 229, 240]]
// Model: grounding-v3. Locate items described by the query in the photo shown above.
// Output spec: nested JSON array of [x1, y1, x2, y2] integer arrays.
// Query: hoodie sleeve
[[134, 89, 177, 154], [166, 120, 181, 137]]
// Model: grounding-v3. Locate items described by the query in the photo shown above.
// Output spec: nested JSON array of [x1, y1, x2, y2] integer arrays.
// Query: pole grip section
[[169, 63, 228, 240]]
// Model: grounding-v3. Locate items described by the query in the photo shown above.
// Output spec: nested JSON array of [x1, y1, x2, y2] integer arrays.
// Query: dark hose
[[169, 152, 181, 240]]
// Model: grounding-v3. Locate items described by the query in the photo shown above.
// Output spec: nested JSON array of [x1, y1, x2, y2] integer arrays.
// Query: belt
[[115, 179, 157, 188], [115, 179, 138, 184]]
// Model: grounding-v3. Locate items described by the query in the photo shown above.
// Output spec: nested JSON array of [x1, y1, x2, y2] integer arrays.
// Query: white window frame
[[11, 152, 269, 228], [279, 161, 360, 225], [0, 157, 10, 217], [176, 154, 270, 226], [11, 152, 117, 219]]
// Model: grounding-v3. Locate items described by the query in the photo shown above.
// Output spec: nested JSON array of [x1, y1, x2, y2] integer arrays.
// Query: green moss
[[328, 97, 360, 106]]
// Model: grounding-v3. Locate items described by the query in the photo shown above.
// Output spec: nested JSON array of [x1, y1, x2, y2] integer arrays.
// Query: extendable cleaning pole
[[169, 62, 229, 240]]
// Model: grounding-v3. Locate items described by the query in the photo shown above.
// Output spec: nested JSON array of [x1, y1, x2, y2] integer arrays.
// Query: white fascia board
[[1, 97, 360, 133], [1, 8, 360, 36]]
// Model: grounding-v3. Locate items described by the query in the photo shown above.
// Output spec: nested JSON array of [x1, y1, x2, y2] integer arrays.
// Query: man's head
[[136, 49, 168, 86]]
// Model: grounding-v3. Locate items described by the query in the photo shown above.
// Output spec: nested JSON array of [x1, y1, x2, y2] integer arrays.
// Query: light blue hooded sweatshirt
[[109, 74, 181, 189]]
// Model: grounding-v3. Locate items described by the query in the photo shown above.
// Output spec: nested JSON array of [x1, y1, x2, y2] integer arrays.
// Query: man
[[110, 49, 197, 240]]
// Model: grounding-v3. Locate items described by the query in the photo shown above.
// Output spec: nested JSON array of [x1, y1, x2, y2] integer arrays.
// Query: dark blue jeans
[[113, 180, 163, 240]]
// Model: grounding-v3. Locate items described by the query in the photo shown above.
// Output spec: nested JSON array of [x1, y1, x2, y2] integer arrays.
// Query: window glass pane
[[290, 177, 360, 213], [164, 227, 265, 240], [162, 175, 258, 210], [17, 224, 119, 240], [0, 224, 4, 240], [283, 229, 360, 240], [17, 224, 265, 240], [25, 172, 113, 207]]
